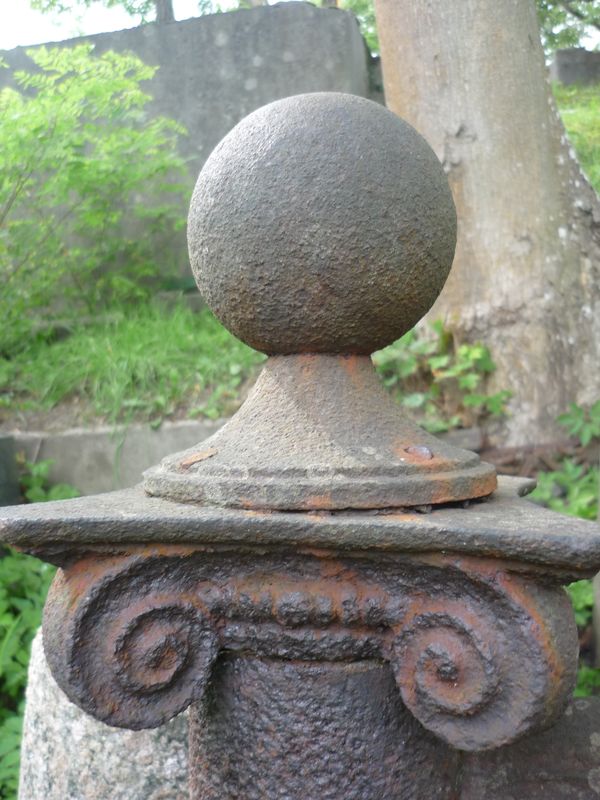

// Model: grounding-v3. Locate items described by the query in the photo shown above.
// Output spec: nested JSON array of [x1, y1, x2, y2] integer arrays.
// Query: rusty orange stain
[[495, 571, 567, 706], [304, 494, 335, 510], [178, 448, 218, 470]]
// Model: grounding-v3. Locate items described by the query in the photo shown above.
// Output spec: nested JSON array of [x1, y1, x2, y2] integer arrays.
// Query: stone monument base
[[19, 630, 188, 800]]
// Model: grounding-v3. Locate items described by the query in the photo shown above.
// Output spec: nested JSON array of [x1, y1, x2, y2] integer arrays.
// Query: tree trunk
[[155, 0, 175, 23], [374, 0, 600, 446]]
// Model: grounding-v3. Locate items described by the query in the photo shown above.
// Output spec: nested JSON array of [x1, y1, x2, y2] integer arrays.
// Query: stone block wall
[[550, 48, 600, 85], [0, 3, 376, 181]]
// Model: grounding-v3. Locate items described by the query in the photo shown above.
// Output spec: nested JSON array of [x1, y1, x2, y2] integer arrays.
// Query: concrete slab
[[10, 419, 223, 496]]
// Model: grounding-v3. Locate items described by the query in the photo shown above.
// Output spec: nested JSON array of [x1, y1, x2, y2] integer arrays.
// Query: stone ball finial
[[188, 93, 456, 355]]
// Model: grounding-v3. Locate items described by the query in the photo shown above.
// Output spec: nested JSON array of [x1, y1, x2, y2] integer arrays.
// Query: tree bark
[[374, 0, 600, 446], [155, 0, 175, 23]]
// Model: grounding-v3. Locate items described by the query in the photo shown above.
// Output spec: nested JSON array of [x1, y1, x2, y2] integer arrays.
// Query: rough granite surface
[[19, 630, 600, 799], [19, 630, 188, 800]]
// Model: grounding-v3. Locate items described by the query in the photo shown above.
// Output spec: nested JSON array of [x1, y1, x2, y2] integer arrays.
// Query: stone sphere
[[188, 92, 456, 355]]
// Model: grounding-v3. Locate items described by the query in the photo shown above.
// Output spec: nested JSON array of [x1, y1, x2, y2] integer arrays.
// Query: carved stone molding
[[43, 545, 577, 749], [3, 92, 600, 798]]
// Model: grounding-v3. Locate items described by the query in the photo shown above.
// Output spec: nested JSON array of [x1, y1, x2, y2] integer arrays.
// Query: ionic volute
[[2, 93, 600, 799]]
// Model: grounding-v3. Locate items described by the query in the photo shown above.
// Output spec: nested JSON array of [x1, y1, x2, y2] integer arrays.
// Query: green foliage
[[531, 402, 600, 696], [553, 83, 600, 194], [0, 552, 57, 799], [0, 44, 186, 358], [558, 400, 600, 447], [536, 0, 600, 53], [533, 459, 599, 520], [0, 313, 504, 432], [337, 0, 378, 53], [530, 401, 599, 521], [0, 302, 265, 426], [564, 579, 598, 696], [373, 322, 510, 434], [575, 665, 600, 697], [18, 459, 80, 503], [568, 579, 594, 627], [0, 463, 77, 798]]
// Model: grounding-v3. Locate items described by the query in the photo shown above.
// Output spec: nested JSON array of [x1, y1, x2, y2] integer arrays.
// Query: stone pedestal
[[5, 92, 600, 800], [21, 628, 600, 799], [189, 657, 458, 800], [19, 631, 188, 800]]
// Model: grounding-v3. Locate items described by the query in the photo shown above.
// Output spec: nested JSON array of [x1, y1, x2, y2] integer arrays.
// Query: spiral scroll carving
[[43, 564, 218, 730], [401, 613, 498, 716], [391, 586, 577, 751], [42, 548, 578, 745]]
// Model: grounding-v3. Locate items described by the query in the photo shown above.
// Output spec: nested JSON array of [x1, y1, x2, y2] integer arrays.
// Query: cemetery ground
[[0, 81, 598, 797]]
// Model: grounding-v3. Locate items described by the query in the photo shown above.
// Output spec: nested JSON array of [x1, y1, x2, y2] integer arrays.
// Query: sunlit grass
[[554, 82, 600, 193], [0, 302, 265, 426]]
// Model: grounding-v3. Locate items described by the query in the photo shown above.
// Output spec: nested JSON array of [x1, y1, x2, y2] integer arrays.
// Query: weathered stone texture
[[19, 631, 188, 800], [461, 698, 600, 799], [21, 626, 600, 799]]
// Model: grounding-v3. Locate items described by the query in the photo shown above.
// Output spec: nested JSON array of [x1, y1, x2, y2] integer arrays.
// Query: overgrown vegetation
[[532, 401, 599, 521], [1, 308, 507, 431], [0, 303, 264, 428], [0, 461, 76, 799], [530, 403, 599, 696], [545, 85, 600, 691], [373, 322, 510, 433], [531, 85, 600, 685], [0, 45, 186, 359]]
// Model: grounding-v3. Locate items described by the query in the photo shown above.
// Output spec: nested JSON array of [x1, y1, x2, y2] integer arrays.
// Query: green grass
[[553, 82, 600, 193], [0, 83, 594, 434], [0, 302, 265, 427], [0, 307, 509, 432]]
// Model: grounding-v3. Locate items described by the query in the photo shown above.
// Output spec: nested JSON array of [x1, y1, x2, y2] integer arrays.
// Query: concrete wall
[[2, 422, 481, 499], [0, 3, 375, 275], [0, 437, 20, 506], [0, 2, 375, 181], [550, 48, 600, 85], [10, 419, 223, 496]]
